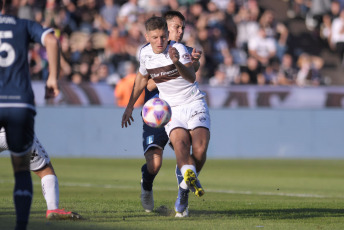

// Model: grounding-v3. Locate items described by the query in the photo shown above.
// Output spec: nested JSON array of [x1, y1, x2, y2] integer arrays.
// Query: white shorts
[[0, 128, 50, 171], [165, 98, 211, 137]]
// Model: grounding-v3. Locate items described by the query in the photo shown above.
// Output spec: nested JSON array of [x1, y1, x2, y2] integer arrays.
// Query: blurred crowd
[[7, 0, 340, 90]]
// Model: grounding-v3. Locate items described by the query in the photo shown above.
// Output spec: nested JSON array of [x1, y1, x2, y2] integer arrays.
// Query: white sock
[[179, 165, 197, 190], [41, 174, 59, 210]]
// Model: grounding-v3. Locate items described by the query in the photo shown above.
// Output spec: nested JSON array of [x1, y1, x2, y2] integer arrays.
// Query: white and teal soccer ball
[[142, 98, 171, 128]]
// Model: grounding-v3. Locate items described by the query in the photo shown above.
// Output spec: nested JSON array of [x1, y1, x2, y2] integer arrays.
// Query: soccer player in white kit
[[0, 129, 81, 220], [122, 16, 210, 217]]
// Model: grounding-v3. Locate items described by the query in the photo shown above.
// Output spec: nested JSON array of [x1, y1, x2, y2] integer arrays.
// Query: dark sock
[[141, 164, 156, 191], [14, 171, 33, 230]]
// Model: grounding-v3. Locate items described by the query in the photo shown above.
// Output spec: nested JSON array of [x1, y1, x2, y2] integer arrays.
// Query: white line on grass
[[1, 179, 342, 199]]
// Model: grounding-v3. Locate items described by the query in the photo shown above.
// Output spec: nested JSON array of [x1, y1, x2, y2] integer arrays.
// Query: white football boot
[[141, 180, 154, 212]]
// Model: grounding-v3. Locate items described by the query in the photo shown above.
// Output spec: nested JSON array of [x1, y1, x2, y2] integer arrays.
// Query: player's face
[[167, 16, 185, 42], [145, 29, 169, 54]]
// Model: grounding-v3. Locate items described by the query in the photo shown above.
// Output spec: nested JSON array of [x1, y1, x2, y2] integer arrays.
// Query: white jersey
[[138, 41, 205, 107]]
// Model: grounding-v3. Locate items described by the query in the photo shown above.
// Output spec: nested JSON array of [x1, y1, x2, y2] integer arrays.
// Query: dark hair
[[163, 10, 185, 22], [145, 16, 167, 32], [0, 0, 3, 11]]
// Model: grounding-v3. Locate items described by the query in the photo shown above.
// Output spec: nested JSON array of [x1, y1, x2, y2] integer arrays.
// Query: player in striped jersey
[[122, 15, 210, 217]]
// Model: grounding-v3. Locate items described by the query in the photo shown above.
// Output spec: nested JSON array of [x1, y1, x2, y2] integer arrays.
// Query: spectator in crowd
[[100, 0, 120, 30], [296, 53, 324, 86], [248, 26, 277, 67], [105, 26, 128, 70], [330, 9, 344, 65], [7, 0, 330, 88], [258, 10, 289, 61], [305, 0, 331, 31], [240, 56, 264, 85], [262, 58, 280, 85], [320, 1, 341, 47], [234, 6, 259, 53], [118, 0, 141, 25], [277, 53, 298, 85], [223, 0, 237, 49], [114, 61, 144, 107], [223, 55, 241, 84], [18, 0, 35, 20], [125, 22, 146, 59], [209, 64, 231, 87]]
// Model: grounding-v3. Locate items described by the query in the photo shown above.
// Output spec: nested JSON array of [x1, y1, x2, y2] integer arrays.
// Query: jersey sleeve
[[26, 19, 54, 46], [173, 43, 192, 65], [138, 48, 148, 76]]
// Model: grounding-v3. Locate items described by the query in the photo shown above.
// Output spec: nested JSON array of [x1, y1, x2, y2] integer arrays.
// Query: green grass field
[[0, 158, 343, 230]]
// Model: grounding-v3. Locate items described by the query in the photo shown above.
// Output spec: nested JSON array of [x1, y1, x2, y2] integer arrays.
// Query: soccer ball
[[142, 98, 171, 128]]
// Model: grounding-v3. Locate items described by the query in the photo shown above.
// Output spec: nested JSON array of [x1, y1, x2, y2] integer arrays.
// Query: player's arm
[[121, 72, 149, 128], [169, 47, 196, 83], [44, 33, 60, 98]]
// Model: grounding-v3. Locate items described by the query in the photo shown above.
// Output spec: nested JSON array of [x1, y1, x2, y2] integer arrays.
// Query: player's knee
[[173, 139, 191, 152], [10, 144, 33, 157], [150, 165, 161, 175], [11, 148, 32, 172]]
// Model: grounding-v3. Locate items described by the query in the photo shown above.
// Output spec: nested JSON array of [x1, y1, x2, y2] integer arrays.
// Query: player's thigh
[[30, 135, 51, 171], [144, 147, 163, 173], [169, 128, 191, 153], [190, 127, 210, 154], [6, 108, 35, 153], [142, 123, 169, 153]]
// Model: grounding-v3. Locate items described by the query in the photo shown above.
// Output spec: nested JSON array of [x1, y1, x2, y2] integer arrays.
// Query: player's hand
[[45, 76, 59, 99], [121, 107, 134, 128], [168, 47, 180, 64], [147, 79, 157, 91], [191, 48, 202, 63]]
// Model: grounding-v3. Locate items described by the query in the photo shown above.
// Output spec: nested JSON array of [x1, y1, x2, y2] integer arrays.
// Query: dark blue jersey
[[0, 14, 53, 110]]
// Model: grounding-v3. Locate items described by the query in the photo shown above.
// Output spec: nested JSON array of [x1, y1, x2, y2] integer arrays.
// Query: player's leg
[[142, 147, 162, 191], [141, 124, 168, 212], [169, 128, 194, 217], [182, 98, 210, 196], [5, 108, 35, 230], [141, 147, 162, 212], [11, 151, 32, 230], [30, 136, 81, 220], [190, 127, 210, 174], [169, 128, 204, 196]]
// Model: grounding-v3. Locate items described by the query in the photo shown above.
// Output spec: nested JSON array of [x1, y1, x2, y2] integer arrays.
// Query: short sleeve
[[138, 50, 148, 76], [26, 20, 53, 46], [173, 43, 192, 65]]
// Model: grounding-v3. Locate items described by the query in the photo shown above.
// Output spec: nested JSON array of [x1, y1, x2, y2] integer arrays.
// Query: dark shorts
[[0, 108, 35, 154], [142, 122, 169, 154]]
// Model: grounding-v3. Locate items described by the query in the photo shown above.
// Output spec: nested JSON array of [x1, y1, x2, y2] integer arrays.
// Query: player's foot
[[141, 180, 154, 212], [46, 208, 82, 220], [175, 187, 189, 217], [184, 169, 205, 197]]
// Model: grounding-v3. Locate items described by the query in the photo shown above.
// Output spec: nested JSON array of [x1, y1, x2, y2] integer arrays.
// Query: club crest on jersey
[[182, 53, 191, 61], [199, 116, 207, 123], [146, 135, 154, 145]]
